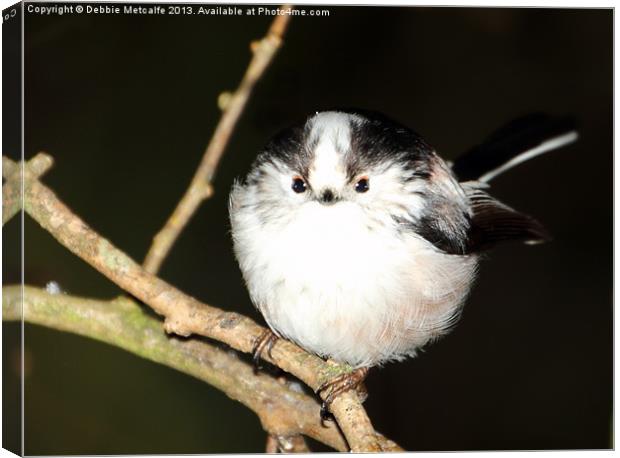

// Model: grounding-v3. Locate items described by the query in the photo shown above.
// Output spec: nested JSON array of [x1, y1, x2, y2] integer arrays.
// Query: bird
[[228, 109, 577, 416]]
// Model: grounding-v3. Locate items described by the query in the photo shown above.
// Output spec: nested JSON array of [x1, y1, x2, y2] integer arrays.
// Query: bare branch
[[267, 434, 311, 453], [2, 153, 54, 225], [142, 6, 293, 275], [3, 154, 399, 451], [4, 154, 403, 452], [266, 434, 280, 453], [3, 177, 20, 225], [2, 154, 18, 176], [25, 153, 55, 177], [3, 285, 347, 451]]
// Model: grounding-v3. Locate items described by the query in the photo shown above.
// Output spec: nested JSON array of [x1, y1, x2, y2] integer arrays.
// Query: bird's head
[[246, 110, 457, 224]]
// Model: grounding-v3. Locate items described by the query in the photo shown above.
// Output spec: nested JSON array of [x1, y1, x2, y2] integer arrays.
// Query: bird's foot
[[252, 329, 278, 374], [316, 366, 369, 422]]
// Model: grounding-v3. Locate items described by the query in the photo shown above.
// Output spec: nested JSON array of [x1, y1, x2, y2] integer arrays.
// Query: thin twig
[[142, 7, 293, 275], [3, 285, 347, 451], [4, 154, 402, 452]]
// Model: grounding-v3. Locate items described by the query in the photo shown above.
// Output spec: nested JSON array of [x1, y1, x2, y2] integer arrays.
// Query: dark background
[[3, 3, 612, 453]]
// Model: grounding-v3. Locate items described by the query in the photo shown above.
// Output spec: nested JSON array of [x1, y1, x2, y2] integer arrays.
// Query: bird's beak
[[318, 188, 339, 205]]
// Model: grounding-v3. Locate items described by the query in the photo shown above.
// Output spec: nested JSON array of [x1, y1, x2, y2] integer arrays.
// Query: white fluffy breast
[[230, 181, 478, 367]]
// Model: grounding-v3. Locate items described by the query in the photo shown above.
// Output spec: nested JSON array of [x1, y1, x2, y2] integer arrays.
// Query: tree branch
[[3, 285, 347, 451], [266, 433, 311, 453], [3, 152, 53, 225], [3, 178, 20, 225], [142, 7, 293, 275], [3, 154, 403, 452]]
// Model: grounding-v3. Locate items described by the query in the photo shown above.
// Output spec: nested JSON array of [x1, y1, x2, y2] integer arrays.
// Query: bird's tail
[[451, 113, 578, 183]]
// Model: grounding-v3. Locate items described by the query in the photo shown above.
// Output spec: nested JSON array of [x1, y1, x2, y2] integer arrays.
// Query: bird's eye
[[291, 176, 307, 193], [355, 177, 369, 193]]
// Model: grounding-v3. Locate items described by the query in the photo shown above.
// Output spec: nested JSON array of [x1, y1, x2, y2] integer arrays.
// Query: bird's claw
[[316, 366, 369, 423], [320, 401, 332, 422], [252, 329, 278, 374]]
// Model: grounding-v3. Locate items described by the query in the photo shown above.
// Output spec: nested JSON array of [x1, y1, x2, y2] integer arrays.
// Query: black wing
[[464, 187, 551, 253]]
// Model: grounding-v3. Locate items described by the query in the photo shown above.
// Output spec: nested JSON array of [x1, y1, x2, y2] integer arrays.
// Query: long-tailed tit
[[229, 110, 577, 414]]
